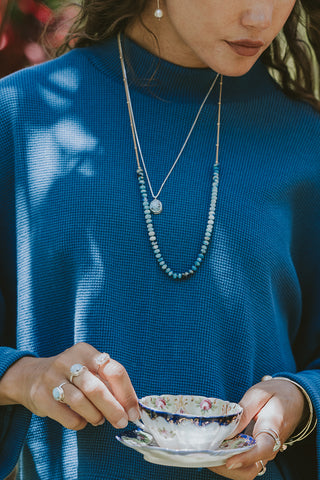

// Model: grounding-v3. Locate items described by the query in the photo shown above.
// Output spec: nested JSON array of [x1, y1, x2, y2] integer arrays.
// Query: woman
[[0, 1, 319, 479]]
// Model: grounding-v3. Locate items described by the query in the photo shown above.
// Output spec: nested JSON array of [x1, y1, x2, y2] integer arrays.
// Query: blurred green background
[[0, 0, 76, 78]]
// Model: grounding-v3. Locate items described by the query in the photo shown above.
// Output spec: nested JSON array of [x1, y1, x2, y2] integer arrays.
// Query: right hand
[[0, 342, 140, 431]]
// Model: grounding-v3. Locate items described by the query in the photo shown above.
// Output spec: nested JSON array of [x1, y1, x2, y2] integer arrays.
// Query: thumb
[[231, 383, 272, 437]]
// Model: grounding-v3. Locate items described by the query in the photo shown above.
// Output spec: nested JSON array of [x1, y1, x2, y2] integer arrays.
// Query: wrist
[[262, 375, 317, 446], [0, 356, 37, 406]]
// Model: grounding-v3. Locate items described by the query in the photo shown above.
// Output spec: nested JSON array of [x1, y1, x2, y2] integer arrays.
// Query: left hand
[[208, 378, 307, 479]]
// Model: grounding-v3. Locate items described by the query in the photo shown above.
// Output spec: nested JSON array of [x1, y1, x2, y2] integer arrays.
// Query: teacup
[[135, 394, 243, 450]]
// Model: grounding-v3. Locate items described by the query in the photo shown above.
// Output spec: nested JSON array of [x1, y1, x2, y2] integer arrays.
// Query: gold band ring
[[255, 428, 282, 452], [257, 460, 266, 476]]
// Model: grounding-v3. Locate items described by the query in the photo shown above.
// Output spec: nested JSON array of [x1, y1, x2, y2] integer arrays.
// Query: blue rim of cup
[[138, 398, 243, 426]]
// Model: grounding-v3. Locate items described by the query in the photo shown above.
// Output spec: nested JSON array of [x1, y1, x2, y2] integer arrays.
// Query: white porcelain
[[135, 394, 243, 450], [116, 429, 255, 468]]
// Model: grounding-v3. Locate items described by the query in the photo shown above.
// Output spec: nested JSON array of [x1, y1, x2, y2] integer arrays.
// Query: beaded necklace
[[118, 33, 223, 280]]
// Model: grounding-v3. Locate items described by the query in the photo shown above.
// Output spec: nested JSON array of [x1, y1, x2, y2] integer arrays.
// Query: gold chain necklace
[[118, 33, 220, 215], [118, 33, 223, 280]]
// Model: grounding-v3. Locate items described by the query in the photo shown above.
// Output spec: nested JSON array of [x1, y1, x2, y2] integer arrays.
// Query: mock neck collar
[[83, 34, 277, 104]]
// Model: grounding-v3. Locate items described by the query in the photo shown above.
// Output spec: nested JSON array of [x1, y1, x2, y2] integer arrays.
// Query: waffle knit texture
[[0, 35, 320, 480]]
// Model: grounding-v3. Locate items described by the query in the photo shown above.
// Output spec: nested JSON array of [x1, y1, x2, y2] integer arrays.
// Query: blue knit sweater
[[0, 35, 319, 480]]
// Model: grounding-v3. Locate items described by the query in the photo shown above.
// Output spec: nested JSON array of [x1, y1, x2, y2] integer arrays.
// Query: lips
[[227, 40, 265, 57]]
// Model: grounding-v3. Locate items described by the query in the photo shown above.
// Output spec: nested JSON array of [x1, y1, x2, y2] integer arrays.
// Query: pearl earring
[[154, 0, 163, 19]]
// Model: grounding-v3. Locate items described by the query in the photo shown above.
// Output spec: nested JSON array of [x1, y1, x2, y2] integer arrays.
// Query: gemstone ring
[[69, 363, 86, 383]]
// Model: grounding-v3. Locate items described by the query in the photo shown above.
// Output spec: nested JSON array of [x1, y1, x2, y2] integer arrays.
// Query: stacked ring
[[257, 460, 266, 476], [96, 352, 111, 374], [52, 382, 67, 403], [69, 363, 86, 383], [256, 428, 282, 452]]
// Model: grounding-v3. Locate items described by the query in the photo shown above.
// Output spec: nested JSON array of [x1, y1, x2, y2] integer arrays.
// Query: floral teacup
[[135, 394, 243, 450]]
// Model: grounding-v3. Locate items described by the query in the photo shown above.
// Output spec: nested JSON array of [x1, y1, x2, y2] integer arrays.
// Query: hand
[[208, 378, 306, 479], [0, 343, 140, 431]]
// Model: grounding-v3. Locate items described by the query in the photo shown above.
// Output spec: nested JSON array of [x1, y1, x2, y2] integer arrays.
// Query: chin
[[219, 60, 260, 77], [204, 55, 261, 77]]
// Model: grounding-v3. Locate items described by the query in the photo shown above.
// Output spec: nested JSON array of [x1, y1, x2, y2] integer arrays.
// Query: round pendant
[[150, 199, 163, 214]]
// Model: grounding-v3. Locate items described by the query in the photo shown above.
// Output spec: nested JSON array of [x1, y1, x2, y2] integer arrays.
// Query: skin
[[0, 344, 140, 428], [127, 0, 296, 76], [0, 1, 308, 480]]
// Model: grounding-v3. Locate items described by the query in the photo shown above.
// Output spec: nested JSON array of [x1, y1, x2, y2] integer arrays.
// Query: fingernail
[[95, 418, 105, 426], [116, 417, 128, 429], [228, 463, 243, 470], [128, 408, 140, 422]]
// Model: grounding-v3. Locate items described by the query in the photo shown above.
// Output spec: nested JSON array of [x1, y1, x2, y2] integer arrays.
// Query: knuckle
[[105, 361, 126, 379], [65, 342, 89, 356], [73, 342, 96, 356], [67, 416, 87, 431], [79, 375, 100, 395], [73, 341, 88, 351], [83, 383, 100, 397], [101, 403, 127, 427], [69, 389, 85, 406], [51, 354, 68, 372], [125, 392, 139, 407], [92, 415, 104, 426], [82, 382, 103, 401], [110, 412, 128, 428]]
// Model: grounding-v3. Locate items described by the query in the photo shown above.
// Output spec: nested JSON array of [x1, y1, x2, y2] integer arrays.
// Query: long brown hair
[[57, 0, 320, 111]]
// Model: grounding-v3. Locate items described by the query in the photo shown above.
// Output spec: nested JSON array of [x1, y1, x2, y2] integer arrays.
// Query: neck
[[125, 6, 208, 68], [85, 35, 274, 104]]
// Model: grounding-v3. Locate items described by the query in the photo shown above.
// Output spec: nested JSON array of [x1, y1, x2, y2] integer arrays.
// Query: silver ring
[[96, 352, 111, 374], [52, 382, 67, 403], [255, 427, 282, 452], [257, 460, 266, 476], [69, 363, 86, 383]]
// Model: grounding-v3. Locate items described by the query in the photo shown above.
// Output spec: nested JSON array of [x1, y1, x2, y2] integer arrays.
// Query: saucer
[[116, 429, 256, 468]]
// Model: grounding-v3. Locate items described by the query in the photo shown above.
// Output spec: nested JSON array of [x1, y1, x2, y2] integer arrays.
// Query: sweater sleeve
[[273, 177, 320, 478], [0, 76, 36, 479]]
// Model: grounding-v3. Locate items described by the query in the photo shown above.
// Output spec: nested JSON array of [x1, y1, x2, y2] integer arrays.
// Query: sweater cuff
[[0, 346, 37, 380], [273, 370, 319, 464], [273, 369, 320, 415]]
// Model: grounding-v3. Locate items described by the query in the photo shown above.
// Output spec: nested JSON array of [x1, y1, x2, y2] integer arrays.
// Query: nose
[[241, 3, 273, 30]]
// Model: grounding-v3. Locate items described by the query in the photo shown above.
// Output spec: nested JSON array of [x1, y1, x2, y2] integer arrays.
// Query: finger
[[225, 429, 275, 471], [54, 343, 140, 423], [59, 380, 105, 427], [61, 342, 108, 374], [49, 402, 88, 431], [209, 460, 266, 480], [99, 359, 140, 422], [231, 383, 272, 436], [44, 391, 88, 431], [226, 396, 284, 470], [252, 395, 285, 444], [70, 365, 131, 429]]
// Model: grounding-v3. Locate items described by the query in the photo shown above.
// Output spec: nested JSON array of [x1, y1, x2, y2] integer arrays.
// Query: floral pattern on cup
[[155, 397, 167, 409], [199, 398, 212, 412], [140, 395, 240, 418], [158, 427, 176, 439]]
